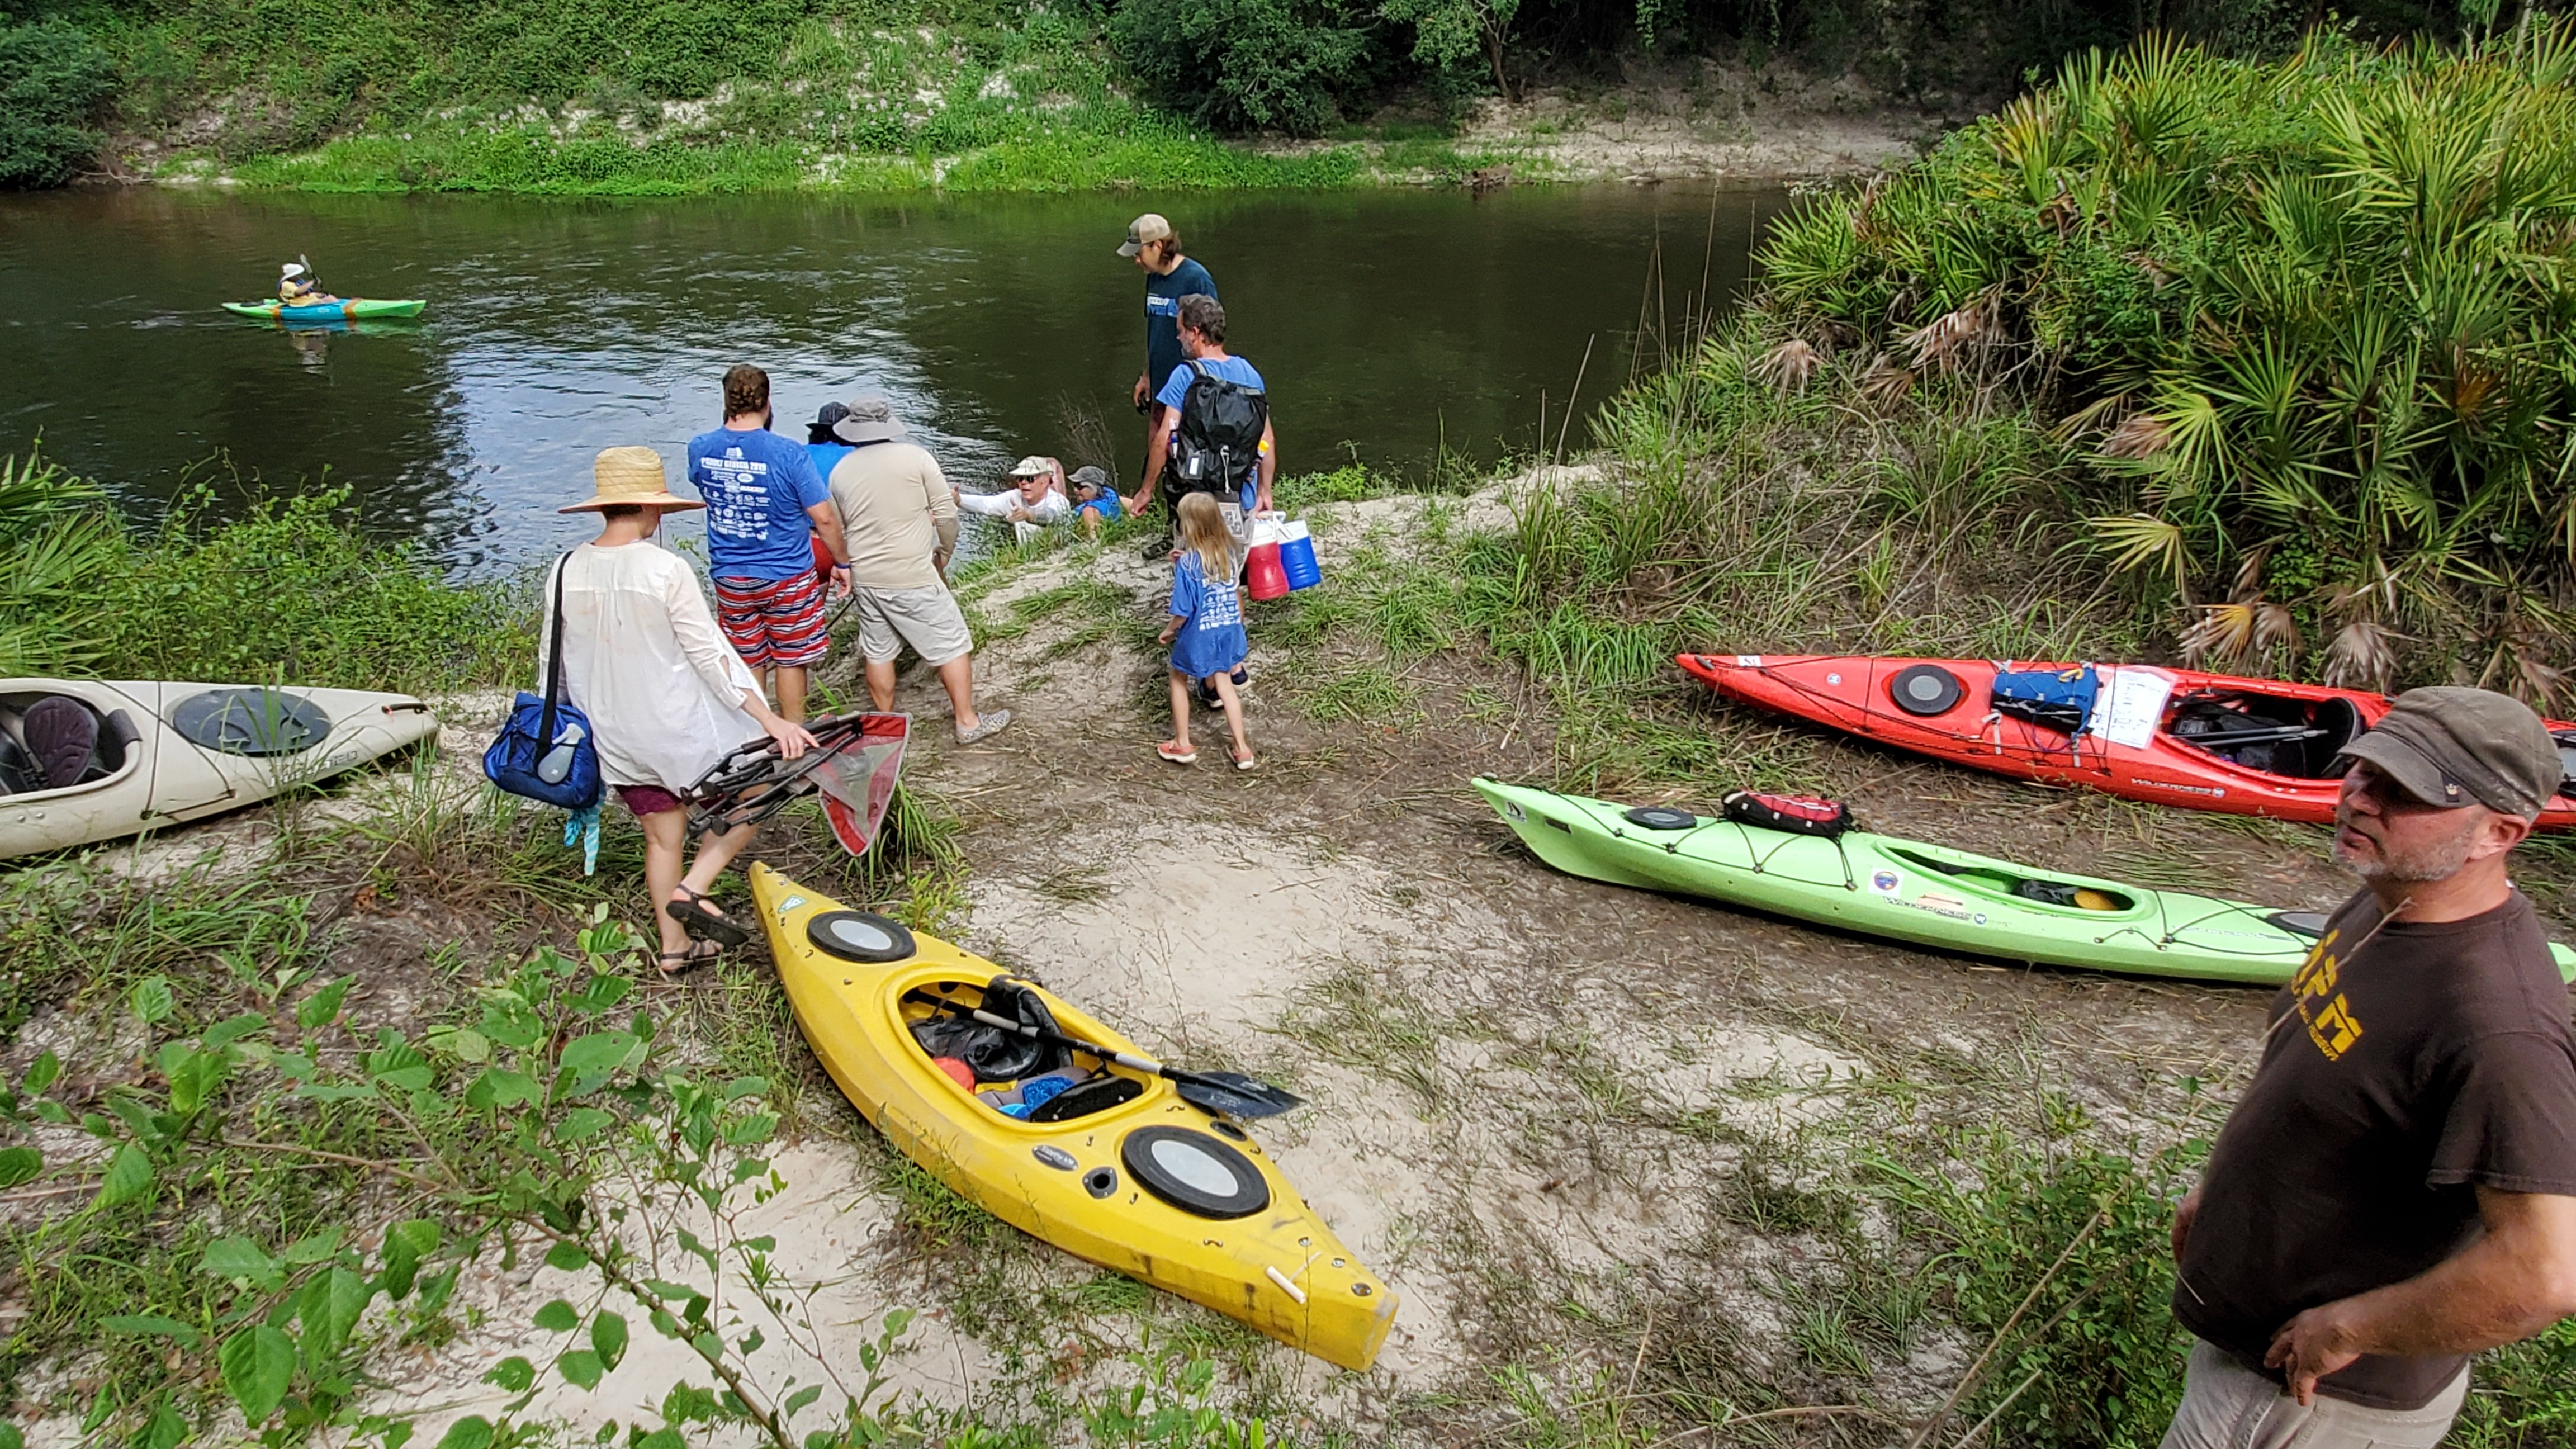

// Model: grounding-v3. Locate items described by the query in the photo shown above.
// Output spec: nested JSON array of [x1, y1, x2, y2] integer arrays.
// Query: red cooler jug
[[1246, 513, 1290, 601]]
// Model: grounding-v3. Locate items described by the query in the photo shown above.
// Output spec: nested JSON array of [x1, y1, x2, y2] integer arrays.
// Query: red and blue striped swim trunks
[[713, 570, 831, 670]]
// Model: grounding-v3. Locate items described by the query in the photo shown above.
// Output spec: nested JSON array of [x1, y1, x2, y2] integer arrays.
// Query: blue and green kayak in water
[[222, 299, 427, 323], [1473, 778, 2576, 986]]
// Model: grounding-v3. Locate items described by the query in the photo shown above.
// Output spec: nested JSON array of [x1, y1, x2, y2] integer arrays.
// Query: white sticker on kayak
[[1736, 654, 1763, 666], [778, 894, 806, 918], [1871, 869, 1901, 893], [1504, 801, 1526, 822], [1909, 892, 1975, 921], [2089, 667, 2174, 750]]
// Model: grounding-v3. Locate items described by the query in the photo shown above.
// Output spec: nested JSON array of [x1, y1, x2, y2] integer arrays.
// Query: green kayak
[[222, 299, 427, 323], [1475, 778, 2576, 986]]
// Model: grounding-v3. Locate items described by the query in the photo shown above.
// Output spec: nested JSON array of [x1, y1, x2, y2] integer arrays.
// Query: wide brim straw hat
[[559, 446, 703, 513]]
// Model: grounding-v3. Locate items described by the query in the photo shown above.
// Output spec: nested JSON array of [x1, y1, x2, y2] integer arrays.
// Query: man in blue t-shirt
[[1135, 294, 1274, 592], [1120, 212, 1216, 560], [686, 364, 849, 724]]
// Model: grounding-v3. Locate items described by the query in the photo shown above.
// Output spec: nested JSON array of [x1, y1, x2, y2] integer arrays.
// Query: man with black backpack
[[1135, 294, 1274, 585]]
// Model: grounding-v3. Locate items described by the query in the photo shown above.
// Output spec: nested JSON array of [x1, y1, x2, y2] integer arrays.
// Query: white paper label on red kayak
[[1736, 654, 1762, 666], [2087, 666, 2174, 750]]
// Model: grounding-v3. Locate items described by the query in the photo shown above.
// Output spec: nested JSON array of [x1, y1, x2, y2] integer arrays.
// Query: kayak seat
[[2294, 697, 2365, 778], [89, 709, 140, 783], [22, 697, 98, 791], [0, 732, 35, 796], [0, 695, 129, 794]]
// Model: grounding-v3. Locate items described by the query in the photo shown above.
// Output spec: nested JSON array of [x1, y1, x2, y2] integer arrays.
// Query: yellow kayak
[[747, 863, 1396, 1370]]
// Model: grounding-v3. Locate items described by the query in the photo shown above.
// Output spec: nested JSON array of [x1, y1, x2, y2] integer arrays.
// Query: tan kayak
[[1, 678, 439, 859]]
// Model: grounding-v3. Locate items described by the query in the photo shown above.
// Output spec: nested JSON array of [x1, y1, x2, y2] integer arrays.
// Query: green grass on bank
[[2, 449, 525, 691], [222, 117, 1382, 195], [108, 2, 1494, 195]]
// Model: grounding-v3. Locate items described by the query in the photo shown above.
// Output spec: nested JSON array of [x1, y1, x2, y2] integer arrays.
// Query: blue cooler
[[1280, 519, 1322, 590]]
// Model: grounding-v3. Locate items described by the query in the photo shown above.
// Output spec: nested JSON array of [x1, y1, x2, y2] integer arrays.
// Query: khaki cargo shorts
[[853, 583, 974, 667]]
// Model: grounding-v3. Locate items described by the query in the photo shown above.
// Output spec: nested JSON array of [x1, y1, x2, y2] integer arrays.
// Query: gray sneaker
[[955, 709, 1012, 745]]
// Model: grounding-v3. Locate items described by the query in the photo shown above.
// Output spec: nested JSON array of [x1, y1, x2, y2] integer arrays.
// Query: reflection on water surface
[[0, 185, 1785, 571]]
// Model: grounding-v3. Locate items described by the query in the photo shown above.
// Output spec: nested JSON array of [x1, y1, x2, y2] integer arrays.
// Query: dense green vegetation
[[0, 16, 111, 185], [0, 449, 524, 690], [1737, 19, 2576, 704], [0, 0, 2503, 191]]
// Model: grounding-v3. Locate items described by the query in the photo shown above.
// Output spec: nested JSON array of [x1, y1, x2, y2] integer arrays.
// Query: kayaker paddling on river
[[277, 261, 337, 306], [1120, 213, 1216, 561], [546, 447, 817, 977], [2162, 686, 2576, 1448], [688, 364, 849, 726]]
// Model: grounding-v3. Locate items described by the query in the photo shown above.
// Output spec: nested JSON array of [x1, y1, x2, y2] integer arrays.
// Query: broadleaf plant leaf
[[219, 1324, 297, 1424]]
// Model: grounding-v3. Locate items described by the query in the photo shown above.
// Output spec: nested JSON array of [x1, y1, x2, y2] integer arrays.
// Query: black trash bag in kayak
[[910, 976, 1072, 1083]]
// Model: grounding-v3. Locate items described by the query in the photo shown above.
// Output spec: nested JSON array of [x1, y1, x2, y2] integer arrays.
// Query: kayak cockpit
[[897, 977, 1157, 1126], [2163, 691, 2364, 779], [0, 690, 142, 802], [1885, 847, 2138, 913]]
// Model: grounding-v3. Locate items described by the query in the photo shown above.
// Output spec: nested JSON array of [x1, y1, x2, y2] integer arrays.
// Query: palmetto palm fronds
[[1757, 20, 2576, 688], [1751, 338, 1822, 394]]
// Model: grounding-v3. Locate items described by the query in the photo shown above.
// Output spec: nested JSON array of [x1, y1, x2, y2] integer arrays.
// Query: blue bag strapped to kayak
[[1989, 664, 2100, 735]]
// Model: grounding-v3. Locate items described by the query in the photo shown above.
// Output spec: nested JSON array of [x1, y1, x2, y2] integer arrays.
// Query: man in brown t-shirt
[[2163, 688, 2576, 1447]]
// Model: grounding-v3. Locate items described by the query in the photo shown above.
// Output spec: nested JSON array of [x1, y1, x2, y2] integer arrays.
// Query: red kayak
[[1678, 653, 2576, 828]]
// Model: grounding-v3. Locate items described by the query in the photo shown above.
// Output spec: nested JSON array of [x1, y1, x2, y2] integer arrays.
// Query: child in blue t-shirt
[[1154, 493, 1253, 769]]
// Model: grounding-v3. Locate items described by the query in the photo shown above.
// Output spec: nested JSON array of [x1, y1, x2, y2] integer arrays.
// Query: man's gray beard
[[2336, 816, 2480, 884]]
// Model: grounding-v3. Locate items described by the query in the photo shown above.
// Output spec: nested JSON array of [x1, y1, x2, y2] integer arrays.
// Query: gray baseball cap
[[1069, 465, 1109, 492], [2336, 686, 2566, 817]]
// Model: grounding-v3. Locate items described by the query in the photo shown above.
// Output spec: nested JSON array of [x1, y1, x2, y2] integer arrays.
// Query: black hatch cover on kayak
[[172, 689, 331, 757], [808, 910, 916, 963], [1623, 806, 1698, 831], [1888, 664, 1965, 717], [2267, 910, 2331, 940], [1120, 1125, 1270, 1219]]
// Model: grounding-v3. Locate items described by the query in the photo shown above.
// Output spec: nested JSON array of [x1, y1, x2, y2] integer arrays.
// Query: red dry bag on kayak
[[1722, 790, 1854, 839]]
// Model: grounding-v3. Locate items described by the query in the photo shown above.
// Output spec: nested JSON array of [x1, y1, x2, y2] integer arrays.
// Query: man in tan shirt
[[825, 396, 1009, 745]]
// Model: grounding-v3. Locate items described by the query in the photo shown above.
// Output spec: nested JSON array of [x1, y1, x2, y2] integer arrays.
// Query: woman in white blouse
[[545, 447, 817, 973]]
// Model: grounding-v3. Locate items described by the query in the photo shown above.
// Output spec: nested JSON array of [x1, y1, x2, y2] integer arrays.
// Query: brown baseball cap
[[1117, 213, 1173, 257], [2335, 686, 2566, 817]]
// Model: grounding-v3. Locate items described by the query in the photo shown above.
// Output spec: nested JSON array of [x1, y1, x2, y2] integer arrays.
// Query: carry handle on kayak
[[902, 990, 1303, 1119]]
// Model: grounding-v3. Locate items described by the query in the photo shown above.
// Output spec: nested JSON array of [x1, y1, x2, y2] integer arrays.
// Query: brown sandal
[[657, 941, 722, 977]]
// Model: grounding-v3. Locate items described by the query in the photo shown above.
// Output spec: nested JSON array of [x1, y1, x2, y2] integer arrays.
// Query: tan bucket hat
[[558, 446, 703, 514]]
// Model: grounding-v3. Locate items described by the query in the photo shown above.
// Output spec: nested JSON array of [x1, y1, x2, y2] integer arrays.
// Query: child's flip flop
[[666, 884, 750, 946]]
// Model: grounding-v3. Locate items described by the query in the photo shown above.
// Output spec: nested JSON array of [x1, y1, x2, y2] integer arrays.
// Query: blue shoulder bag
[[484, 553, 603, 811]]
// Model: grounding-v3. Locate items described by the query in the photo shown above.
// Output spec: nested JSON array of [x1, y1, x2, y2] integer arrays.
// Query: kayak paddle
[[904, 991, 1303, 1119]]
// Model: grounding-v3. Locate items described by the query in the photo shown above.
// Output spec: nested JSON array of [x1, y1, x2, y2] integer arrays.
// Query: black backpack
[[1171, 359, 1268, 497]]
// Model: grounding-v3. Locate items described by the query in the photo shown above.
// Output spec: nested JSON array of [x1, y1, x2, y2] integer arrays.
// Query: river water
[[0, 184, 1784, 572]]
